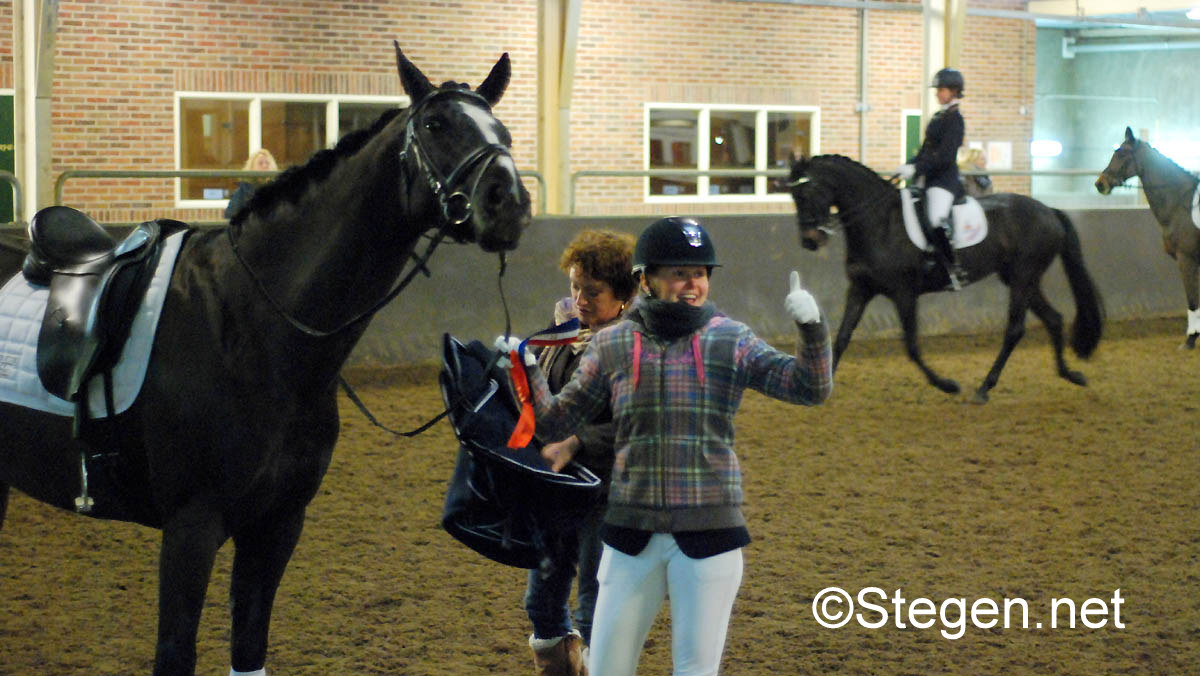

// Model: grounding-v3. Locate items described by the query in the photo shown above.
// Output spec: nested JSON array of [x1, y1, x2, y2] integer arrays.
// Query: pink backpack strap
[[690, 333, 706, 387], [632, 331, 642, 391]]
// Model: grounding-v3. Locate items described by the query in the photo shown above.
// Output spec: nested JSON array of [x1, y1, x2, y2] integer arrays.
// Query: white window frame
[[643, 102, 820, 204], [174, 92, 409, 209]]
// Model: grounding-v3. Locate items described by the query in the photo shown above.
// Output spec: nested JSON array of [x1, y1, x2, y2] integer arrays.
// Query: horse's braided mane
[[1139, 140, 1196, 179], [812, 154, 890, 187], [234, 106, 406, 225]]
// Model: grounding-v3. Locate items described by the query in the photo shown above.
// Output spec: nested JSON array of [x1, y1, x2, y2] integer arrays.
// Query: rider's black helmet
[[632, 217, 720, 275], [931, 68, 965, 95]]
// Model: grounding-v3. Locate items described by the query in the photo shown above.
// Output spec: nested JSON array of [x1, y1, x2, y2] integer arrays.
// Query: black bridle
[[400, 89, 513, 229], [227, 88, 516, 339]]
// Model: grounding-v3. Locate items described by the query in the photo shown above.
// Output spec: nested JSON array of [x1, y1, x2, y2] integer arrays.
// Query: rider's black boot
[[931, 220, 965, 291]]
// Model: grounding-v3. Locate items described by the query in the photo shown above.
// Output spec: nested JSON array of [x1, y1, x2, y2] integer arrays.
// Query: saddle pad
[[0, 230, 185, 418], [1191, 182, 1198, 229], [900, 188, 988, 250]]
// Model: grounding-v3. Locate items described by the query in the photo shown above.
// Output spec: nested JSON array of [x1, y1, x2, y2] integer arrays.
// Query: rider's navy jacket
[[910, 102, 965, 196]]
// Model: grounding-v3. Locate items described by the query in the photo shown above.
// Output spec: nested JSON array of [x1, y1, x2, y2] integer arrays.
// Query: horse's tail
[[1054, 209, 1104, 358]]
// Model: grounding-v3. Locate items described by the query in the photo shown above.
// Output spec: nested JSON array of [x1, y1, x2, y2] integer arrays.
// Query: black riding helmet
[[931, 67, 965, 95], [632, 216, 720, 277]]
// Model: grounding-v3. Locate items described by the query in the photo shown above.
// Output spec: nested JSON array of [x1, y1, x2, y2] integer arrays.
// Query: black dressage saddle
[[21, 206, 183, 432], [439, 333, 602, 569]]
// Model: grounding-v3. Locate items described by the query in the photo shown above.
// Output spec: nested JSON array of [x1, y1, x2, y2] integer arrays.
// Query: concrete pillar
[[537, 0, 580, 215]]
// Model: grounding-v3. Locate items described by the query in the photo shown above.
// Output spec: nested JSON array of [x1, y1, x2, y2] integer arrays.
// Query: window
[[176, 94, 408, 208], [645, 103, 819, 202]]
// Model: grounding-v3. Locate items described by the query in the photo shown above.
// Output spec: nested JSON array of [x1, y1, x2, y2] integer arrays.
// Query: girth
[[22, 206, 175, 431]]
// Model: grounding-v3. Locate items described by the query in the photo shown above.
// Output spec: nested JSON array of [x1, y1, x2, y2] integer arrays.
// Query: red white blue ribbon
[[506, 317, 580, 449]]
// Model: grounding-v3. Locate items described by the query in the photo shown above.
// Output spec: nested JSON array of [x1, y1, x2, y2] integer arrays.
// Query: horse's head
[[395, 44, 530, 252], [1095, 126, 1139, 195], [783, 155, 836, 251]]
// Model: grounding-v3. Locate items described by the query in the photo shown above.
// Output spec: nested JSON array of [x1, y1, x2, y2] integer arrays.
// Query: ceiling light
[[1189, 7, 1200, 20], [1030, 140, 1063, 158]]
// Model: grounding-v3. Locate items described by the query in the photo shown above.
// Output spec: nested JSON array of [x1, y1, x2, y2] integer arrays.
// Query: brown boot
[[529, 631, 587, 676]]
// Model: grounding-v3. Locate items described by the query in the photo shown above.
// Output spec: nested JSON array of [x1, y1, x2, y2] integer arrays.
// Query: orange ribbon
[[506, 350, 536, 449]]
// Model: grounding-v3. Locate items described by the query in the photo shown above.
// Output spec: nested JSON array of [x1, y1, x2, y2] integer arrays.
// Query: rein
[[228, 225, 446, 338], [338, 253, 514, 438]]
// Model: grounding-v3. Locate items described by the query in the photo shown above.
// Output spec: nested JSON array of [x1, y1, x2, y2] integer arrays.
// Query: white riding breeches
[[588, 535, 744, 676], [926, 186, 955, 227]]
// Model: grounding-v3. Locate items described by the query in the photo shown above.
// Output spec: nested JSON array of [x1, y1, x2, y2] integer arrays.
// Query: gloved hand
[[896, 164, 916, 181], [784, 271, 821, 324], [494, 335, 536, 368]]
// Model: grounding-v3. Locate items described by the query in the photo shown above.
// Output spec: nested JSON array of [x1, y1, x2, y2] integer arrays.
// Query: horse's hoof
[[935, 378, 960, 394], [970, 389, 989, 405], [1181, 334, 1198, 350], [1062, 370, 1087, 387]]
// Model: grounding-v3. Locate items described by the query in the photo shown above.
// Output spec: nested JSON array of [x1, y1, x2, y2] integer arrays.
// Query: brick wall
[[1, 0, 1035, 221]]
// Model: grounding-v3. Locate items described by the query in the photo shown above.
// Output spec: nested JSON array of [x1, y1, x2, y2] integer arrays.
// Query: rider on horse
[[898, 67, 967, 290]]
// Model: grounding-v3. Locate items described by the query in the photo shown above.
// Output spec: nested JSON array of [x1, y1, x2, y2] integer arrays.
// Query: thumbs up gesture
[[784, 271, 821, 324]]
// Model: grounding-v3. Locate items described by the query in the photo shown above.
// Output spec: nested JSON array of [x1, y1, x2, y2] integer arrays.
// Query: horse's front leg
[[832, 281, 875, 370], [229, 507, 308, 674], [155, 500, 230, 676], [1178, 254, 1199, 350], [892, 290, 959, 394]]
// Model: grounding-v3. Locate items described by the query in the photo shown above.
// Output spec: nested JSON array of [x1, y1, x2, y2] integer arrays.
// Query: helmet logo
[[682, 223, 705, 248]]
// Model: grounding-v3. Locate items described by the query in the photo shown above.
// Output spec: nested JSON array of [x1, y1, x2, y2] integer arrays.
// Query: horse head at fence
[[1095, 126, 1142, 195], [0, 44, 529, 675]]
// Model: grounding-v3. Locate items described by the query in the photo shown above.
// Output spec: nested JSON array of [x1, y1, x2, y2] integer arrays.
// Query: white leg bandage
[[1188, 307, 1200, 336], [230, 669, 266, 676]]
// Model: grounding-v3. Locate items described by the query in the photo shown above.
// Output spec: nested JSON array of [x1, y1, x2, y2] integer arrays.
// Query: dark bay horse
[[0, 45, 529, 674], [786, 154, 1104, 403], [1096, 126, 1200, 349]]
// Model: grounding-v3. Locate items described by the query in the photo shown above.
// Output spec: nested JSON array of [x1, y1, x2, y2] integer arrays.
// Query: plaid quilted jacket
[[528, 308, 832, 533]]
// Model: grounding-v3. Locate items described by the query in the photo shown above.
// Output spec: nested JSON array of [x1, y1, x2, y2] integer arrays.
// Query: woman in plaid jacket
[[509, 216, 833, 675]]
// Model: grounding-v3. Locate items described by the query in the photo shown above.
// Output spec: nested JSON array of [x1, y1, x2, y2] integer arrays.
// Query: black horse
[[1096, 126, 1200, 349], [0, 44, 529, 675], [785, 154, 1103, 403]]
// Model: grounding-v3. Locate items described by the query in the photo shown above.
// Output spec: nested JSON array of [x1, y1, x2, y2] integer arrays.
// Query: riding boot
[[931, 219, 965, 291], [529, 631, 587, 676]]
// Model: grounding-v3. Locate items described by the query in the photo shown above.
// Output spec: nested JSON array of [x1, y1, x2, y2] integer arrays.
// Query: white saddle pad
[[900, 188, 988, 250], [1191, 182, 1198, 230], [0, 230, 185, 418]]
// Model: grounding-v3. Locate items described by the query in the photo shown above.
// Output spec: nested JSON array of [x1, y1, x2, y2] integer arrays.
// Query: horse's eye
[[424, 118, 443, 133]]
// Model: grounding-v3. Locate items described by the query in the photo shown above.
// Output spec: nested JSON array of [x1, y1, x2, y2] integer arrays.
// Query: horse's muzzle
[[1094, 176, 1112, 195], [474, 155, 530, 253]]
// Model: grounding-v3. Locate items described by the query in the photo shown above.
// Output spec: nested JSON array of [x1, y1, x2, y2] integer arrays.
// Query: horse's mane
[[1137, 139, 1197, 180], [233, 107, 406, 225], [810, 154, 893, 189]]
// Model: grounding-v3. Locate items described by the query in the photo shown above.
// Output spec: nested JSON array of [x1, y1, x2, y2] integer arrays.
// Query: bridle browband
[[227, 87, 515, 339]]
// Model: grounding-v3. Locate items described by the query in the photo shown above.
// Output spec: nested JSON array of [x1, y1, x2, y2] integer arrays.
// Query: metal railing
[[54, 168, 547, 219], [567, 167, 1118, 214], [0, 170, 24, 229]]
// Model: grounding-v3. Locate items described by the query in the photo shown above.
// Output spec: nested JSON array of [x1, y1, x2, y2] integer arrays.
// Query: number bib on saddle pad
[[0, 231, 186, 418], [438, 333, 602, 569], [900, 188, 988, 250]]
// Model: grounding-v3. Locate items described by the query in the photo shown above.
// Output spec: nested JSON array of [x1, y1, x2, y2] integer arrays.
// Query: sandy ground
[[1, 317, 1197, 675]]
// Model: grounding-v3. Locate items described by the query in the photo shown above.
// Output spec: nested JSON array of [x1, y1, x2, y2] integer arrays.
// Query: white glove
[[896, 164, 915, 180], [493, 335, 536, 368], [784, 271, 820, 324]]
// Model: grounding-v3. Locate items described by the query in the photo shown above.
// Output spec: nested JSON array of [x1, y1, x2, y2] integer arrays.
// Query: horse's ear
[[395, 42, 434, 103], [476, 53, 510, 107], [1125, 126, 1136, 143]]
